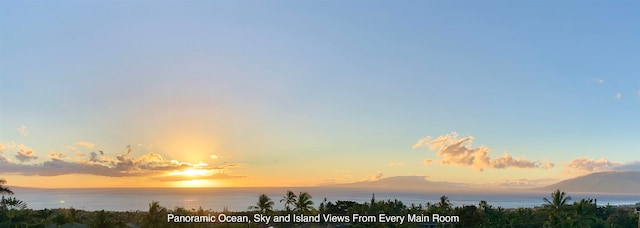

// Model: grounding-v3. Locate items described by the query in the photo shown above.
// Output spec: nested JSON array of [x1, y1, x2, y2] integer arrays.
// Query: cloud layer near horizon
[[413, 132, 554, 171], [563, 157, 640, 174], [0, 143, 244, 181]]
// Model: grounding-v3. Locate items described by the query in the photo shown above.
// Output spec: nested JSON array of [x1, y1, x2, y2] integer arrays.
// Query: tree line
[[1, 179, 639, 227]]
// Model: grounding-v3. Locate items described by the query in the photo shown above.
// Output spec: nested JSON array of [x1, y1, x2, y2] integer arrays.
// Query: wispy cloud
[[593, 79, 604, 84], [615, 93, 622, 99], [15, 144, 38, 162], [423, 159, 432, 165], [17, 126, 28, 137], [541, 162, 555, 170], [564, 157, 621, 174], [413, 132, 551, 171], [0, 143, 5, 152], [75, 141, 95, 149], [363, 172, 384, 182], [611, 160, 640, 172], [485, 178, 559, 188], [0, 145, 244, 181]]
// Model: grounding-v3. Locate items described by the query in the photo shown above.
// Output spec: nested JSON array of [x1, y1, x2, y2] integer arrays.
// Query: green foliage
[[91, 210, 111, 228], [0, 186, 638, 228], [543, 189, 572, 228], [250, 194, 274, 214], [141, 201, 167, 228], [280, 190, 297, 212], [295, 191, 314, 214]]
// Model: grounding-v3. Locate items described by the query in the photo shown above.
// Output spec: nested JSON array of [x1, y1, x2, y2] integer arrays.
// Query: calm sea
[[12, 187, 640, 212]]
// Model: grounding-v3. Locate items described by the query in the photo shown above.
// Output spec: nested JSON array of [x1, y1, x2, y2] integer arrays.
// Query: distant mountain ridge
[[536, 171, 640, 194], [324, 172, 640, 194], [325, 176, 479, 193]]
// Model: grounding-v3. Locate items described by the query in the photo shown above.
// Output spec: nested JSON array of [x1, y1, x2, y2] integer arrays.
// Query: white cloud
[[75, 141, 95, 149], [17, 125, 28, 137], [210, 154, 218, 159], [565, 157, 621, 173], [615, 93, 622, 99], [413, 132, 547, 171]]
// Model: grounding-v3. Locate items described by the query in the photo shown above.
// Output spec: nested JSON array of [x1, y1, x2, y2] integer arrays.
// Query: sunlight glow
[[169, 168, 212, 177]]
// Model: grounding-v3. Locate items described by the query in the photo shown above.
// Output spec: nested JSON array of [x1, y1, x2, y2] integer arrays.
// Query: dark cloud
[[15, 145, 38, 162], [0, 147, 245, 181]]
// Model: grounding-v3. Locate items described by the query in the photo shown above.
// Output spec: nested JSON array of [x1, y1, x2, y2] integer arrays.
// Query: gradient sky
[[1, 0, 639, 188]]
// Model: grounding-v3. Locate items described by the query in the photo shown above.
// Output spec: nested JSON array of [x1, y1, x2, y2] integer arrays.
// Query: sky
[[1, 0, 639, 189]]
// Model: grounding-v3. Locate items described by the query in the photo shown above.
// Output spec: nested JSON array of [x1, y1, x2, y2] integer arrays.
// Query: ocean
[[12, 187, 640, 212]]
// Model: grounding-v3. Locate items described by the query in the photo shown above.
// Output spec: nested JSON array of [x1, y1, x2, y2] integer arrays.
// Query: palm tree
[[0, 179, 14, 195], [0, 179, 17, 211], [91, 210, 112, 228], [543, 189, 571, 210], [280, 190, 297, 212], [570, 199, 598, 227], [543, 189, 572, 228], [436, 195, 452, 213], [250, 194, 274, 214], [295, 192, 314, 214], [142, 201, 166, 228]]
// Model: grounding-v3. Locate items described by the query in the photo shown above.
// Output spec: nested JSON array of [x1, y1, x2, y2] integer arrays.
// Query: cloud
[[49, 152, 66, 160], [615, 93, 622, 99], [413, 132, 547, 171], [565, 157, 621, 173], [363, 172, 384, 182], [486, 178, 559, 188], [210, 154, 218, 159], [611, 161, 640, 172], [541, 162, 555, 170], [423, 159, 432, 165], [75, 141, 95, 149], [15, 145, 38, 162], [0, 143, 5, 152], [387, 162, 405, 167], [17, 126, 28, 137], [0, 145, 245, 181]]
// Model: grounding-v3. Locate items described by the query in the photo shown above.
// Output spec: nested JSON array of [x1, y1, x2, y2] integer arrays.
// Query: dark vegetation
[[1, 179, 638, 227]]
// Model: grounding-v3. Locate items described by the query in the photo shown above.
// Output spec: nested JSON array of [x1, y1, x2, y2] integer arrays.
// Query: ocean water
[[12, 187, 640, 212]]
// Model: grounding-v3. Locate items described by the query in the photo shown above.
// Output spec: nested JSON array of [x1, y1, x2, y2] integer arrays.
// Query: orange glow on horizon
[[169, 168, 212, 177]]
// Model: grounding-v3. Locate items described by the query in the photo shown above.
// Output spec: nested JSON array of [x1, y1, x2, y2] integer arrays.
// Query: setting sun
[[170, 168, 211, 177]]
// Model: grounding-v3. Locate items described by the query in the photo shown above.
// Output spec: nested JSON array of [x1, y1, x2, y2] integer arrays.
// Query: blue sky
[[1, 0, 639, 188]]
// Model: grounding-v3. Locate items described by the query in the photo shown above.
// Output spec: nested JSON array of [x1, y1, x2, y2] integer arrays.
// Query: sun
[[169, 168, 211, 177], [171, 179, 221, 188]]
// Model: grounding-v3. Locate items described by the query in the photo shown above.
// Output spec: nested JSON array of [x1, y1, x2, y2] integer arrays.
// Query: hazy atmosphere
[[1, 1, 639, 189]]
